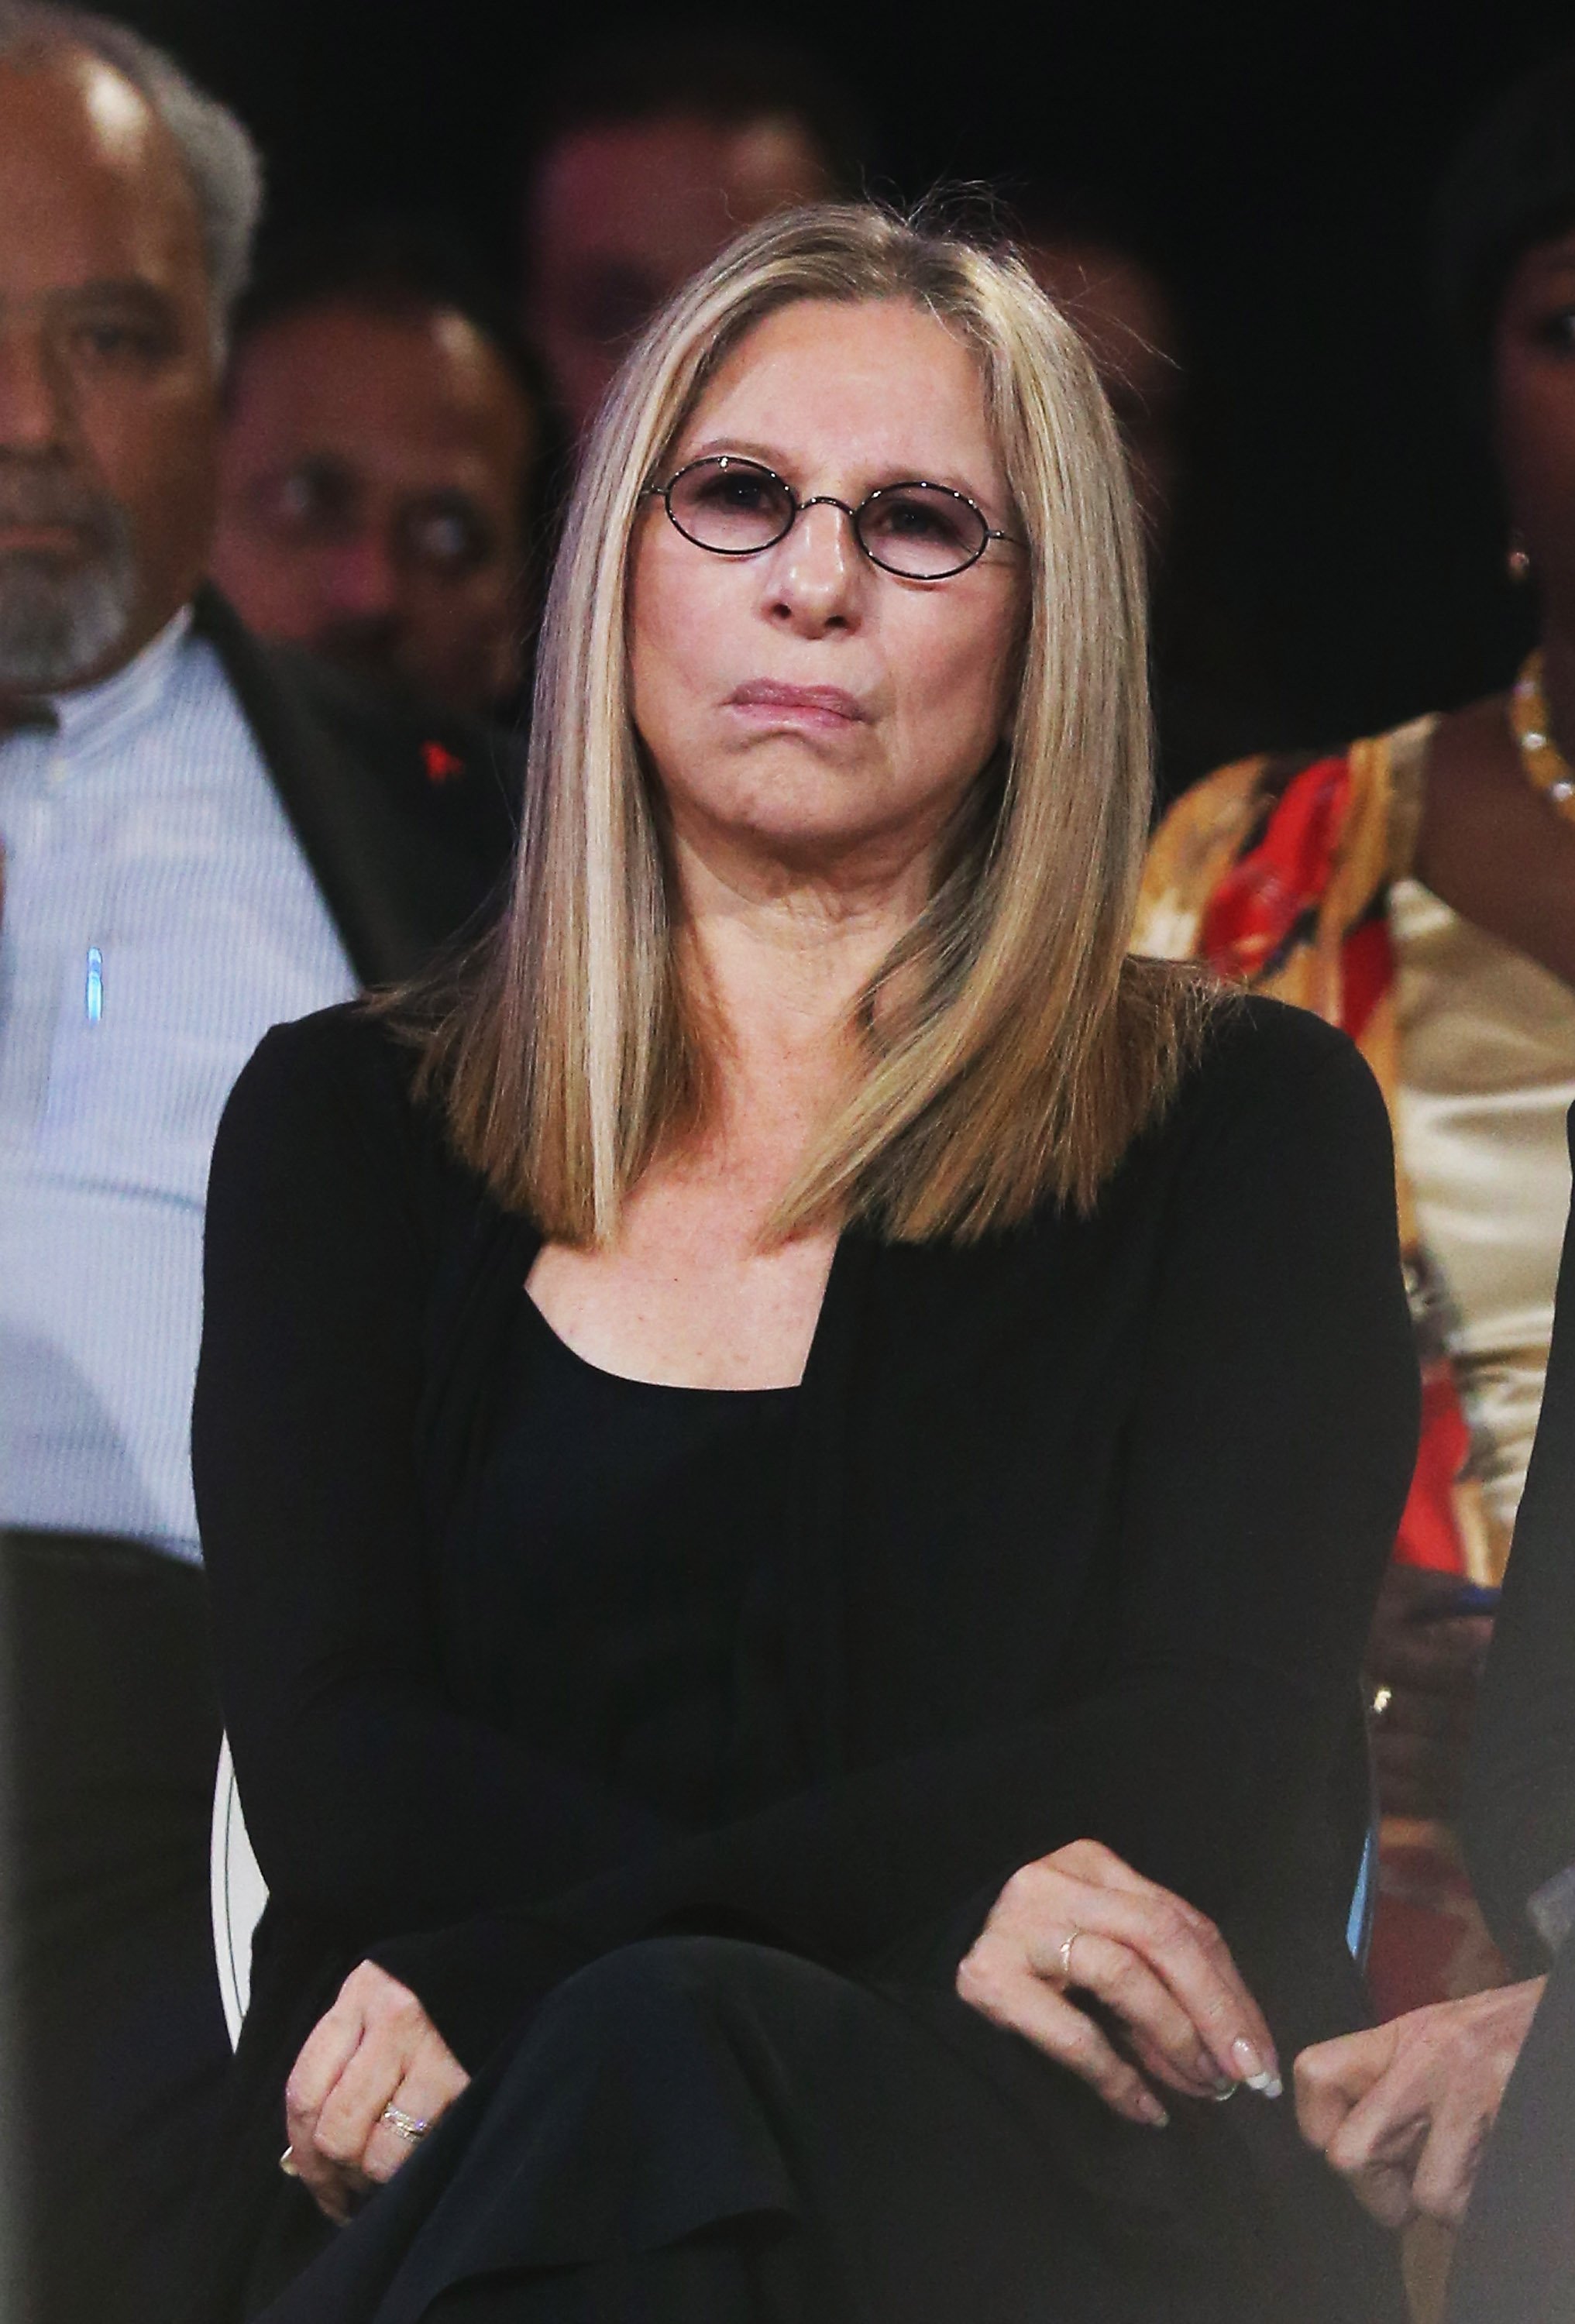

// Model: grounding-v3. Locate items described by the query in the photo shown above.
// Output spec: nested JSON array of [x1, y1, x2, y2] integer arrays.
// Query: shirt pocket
[[36, 899, 348, 1206]]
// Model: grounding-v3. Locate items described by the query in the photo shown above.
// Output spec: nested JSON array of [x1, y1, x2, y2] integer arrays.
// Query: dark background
[[119, 0, 1575, 754]]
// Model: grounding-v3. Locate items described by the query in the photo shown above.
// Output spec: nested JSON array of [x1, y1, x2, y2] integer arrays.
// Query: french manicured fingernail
[[1137, 2093, 1170, 2127], [278, 2147, 300, 2178], [1231, 2039, 1281, 2097], [1209, 2078, 1237, 2102]]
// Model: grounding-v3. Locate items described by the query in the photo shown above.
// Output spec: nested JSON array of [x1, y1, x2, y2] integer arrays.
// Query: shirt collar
[[50, 604, 195, 758]]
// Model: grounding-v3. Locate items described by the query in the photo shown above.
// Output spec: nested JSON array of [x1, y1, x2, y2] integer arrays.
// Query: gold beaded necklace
[[1510, 649, 1575, 816]]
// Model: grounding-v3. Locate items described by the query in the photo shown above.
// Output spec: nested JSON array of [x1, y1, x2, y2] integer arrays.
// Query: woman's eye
[[872, 495, 965, 545], [697, 473, 773, 512]]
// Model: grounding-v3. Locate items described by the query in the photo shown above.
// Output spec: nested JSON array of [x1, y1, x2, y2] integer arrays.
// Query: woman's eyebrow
[[682, 435, 796, 471], [681, 435, 1002, 514]]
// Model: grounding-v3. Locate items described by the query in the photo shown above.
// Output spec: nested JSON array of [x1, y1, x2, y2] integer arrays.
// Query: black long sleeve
[[1464, 1112, 1575, 1971], [195, 1017, 669, 1944], [205, 1006, 1415, 2065]]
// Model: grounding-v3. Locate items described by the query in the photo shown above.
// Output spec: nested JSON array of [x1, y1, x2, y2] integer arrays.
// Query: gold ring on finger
[[1056, 1928, 1082, 1985], [380, 2103, 431, 2144]]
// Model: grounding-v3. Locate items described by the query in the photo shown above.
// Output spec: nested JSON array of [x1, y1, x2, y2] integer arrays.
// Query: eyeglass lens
[[664, 458, 990, 579]]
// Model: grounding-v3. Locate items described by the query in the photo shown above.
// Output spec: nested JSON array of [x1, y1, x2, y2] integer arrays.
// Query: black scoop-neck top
[[449, 1294, 799, 1831]]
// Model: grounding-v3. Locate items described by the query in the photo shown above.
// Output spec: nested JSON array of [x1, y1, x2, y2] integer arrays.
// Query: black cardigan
[[190, 990, 1417, 2311]]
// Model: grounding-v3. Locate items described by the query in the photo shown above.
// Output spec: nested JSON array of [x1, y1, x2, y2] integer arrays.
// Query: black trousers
[[1, 1528, 235, 2324], [256, 1934, 1405, 2324]]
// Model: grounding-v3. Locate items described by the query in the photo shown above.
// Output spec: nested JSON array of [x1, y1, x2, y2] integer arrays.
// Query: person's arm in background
[[1295, 1978, 1546, 2229], [1462, 1109, 1575, 1968], [195, 1009, 671, 1948], [1292, 1109, 1575, 2229]]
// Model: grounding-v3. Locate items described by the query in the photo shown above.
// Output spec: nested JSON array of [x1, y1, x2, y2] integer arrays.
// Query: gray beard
[[0, 505, 139, 695]]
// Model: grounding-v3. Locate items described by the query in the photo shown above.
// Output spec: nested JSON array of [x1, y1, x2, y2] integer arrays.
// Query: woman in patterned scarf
[[1138, 50, 1575, 2040]]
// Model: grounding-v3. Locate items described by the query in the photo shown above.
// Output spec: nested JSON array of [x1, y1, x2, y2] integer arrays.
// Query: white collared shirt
[[0, 609, 356, 1558]]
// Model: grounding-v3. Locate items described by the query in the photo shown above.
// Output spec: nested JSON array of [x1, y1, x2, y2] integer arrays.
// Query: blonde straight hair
[[415, 202, 1211, 1245]]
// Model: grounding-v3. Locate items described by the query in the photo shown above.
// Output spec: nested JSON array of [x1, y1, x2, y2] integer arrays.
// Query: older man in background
[[0, 10, 513, 2320], [215, 221, 551, 719], [521, 32, 865, 441]]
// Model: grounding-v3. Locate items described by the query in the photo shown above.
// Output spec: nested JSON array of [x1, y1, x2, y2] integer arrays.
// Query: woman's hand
[[1364, 1566, 1493, 1820], [282, 1961, 469, 2223], [956, 1838, 1280, 2126], [1294, 1978, 1546, 2228]]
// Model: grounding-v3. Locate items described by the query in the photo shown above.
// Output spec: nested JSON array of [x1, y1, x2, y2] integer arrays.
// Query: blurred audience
[[520, 29, 865, 439], [0, 9, 513, 2321], [1016, 207, 1184, 545], [1287, 53, 1575, 2309], [1017, 194, 1271, 802], [214, 220, 551, 718], [1137, 42, 1575, 2031], [1292, 1209, 1572, 2284]]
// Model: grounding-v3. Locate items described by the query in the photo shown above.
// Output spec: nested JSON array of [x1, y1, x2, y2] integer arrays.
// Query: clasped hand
[[957, 1838, 1281, 2124], [283, 1961, 469, 2223], [284, 1841, 1275, 2213], [1295, 1978, 1546, 2227]]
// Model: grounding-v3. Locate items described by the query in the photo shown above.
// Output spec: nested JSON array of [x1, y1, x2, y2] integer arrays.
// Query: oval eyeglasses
[[642, 454, 1020, 581]]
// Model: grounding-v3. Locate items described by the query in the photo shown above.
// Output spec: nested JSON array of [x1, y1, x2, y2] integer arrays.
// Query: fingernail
[[278, 2147, 300, 2178], [1209, 2078, 1237, 2102], [1137, 2093, 1170, 2127], [1231, 2039, 1281, 2097]]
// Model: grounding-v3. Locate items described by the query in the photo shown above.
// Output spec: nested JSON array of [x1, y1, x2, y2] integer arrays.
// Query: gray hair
[[0, 2, 263, 349]]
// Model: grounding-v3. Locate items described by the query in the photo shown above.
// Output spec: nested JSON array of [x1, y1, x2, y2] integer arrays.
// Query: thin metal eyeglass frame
[[641, 454, 1021, 580]]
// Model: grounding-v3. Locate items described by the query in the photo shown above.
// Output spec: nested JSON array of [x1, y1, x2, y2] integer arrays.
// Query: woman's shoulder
[[1157, 989, 1389, 1165], [1079, 989, 1400, 1274], [212, 1001, 457, 1215], [225, 999, 425, 1135], [1196, 985, 1365, 1072]]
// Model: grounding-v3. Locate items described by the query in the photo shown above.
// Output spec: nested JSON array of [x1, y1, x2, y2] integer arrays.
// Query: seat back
[[210, 1733, 269, 2047]]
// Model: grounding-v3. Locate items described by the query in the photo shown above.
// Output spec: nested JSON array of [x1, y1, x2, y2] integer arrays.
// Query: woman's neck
[[672, 826, 936, 1140]]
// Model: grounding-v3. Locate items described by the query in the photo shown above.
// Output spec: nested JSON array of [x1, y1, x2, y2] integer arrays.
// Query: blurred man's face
[[214, 301, 538, 715], [526, 111, 831, 439], [1021, 236, 1184, 552], [0, 47, 219, 700]]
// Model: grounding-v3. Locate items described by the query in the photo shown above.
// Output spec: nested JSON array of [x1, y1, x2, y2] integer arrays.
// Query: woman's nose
[[764, 500, 862, 631]]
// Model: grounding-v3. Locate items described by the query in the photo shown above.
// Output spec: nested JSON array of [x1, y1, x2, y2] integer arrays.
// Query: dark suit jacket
[[1448, 1112, 1575, 2324], [1443, 1930, 1575, 2324], [1464, 1110, 1575, 1968], [190, 587, 518, 984]]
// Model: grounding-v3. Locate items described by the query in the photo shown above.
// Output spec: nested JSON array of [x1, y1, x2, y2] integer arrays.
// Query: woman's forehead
[[676, 297, 1002, 490]]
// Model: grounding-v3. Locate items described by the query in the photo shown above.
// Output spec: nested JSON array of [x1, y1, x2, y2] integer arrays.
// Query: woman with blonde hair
[[187, 204, 1415, 2323]]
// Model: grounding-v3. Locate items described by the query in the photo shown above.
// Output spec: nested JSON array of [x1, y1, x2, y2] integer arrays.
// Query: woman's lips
[[727, 679, 868, 727]]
